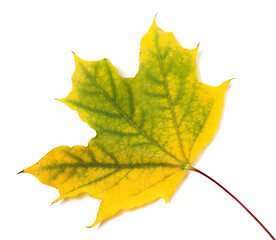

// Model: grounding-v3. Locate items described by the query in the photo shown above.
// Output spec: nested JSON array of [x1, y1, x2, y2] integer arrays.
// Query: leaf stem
[[189, 166, 275, 240]]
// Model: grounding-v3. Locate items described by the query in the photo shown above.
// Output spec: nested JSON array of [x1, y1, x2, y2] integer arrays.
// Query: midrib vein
[[154, 30, 188, 163], [78, 59, 184, 165], [43, 163, 184, 170]]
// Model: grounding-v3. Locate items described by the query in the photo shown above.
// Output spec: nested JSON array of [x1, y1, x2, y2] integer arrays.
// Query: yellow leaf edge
[[89, 169, 187, 227], [190, 79, 232, 163]]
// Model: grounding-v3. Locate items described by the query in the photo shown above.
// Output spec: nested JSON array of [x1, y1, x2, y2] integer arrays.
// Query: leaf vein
[[188, 100, 215, 161], [154, 29, 188, 163], [77, 60, 184, 165]]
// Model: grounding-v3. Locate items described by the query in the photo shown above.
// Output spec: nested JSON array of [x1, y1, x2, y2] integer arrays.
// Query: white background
[[1, 0, 276, 239]]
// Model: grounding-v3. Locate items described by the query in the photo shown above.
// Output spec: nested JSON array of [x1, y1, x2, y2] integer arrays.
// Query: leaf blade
[[23, 18, 231, 226]]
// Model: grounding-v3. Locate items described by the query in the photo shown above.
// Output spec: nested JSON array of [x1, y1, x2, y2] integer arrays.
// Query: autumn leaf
[[21, 18, 230, 227]]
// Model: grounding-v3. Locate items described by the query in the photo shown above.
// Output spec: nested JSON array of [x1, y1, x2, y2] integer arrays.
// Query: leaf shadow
[[96, 199, 163, 229], [57, 192, 163, 228], [59, 192, 90, 205]]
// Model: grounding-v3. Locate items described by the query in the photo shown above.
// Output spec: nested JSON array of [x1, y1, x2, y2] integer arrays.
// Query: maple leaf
[[21, 18, 230, 227]]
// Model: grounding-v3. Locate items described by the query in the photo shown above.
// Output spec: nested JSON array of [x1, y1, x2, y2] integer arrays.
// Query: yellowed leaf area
[[22, 18, 231, 227]]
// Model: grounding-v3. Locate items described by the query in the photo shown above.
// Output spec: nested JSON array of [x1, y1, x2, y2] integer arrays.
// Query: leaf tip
[[55, 98, 66, 104], [17, 169, 24, 175], [152, 13, 159, 28], [163, 197, 170, 204], [229, 77, 239, 83], [51, 196, 63, 205], [190, 44, 200, 60], [225, 78, 234, 86], [71, 51, 82, 66], [87, 221, 98, 228]]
